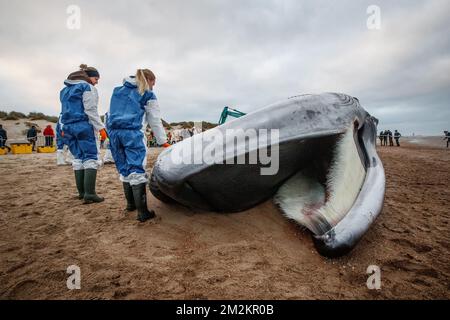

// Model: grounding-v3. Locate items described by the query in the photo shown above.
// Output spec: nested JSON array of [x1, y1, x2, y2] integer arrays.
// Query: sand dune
[[0, 143, 449, 299]]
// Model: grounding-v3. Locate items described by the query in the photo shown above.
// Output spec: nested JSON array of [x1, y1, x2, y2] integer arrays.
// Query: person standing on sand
[[43, 124, 55, 147], [26, 125, 38, 151], [382, 130, 388, 146], [0, 124, 7, 147], [394, 130, 401, 147], [444, 131, 450, 148], [379, 131, 384, 146], [59, 64, 107, 203], [99, 130, 106, 149], [387, 130, 394, 146], [106, 69, 170, 222]]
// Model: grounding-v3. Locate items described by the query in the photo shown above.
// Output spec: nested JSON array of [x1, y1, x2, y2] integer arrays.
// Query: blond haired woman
[[106, 69, 170, 222]]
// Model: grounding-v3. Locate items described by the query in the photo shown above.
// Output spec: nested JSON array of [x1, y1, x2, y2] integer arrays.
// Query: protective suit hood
[[123, 76, 137, 88]]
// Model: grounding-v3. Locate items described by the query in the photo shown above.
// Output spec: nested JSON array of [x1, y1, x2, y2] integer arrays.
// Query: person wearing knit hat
[[59, 64, 107, 203]]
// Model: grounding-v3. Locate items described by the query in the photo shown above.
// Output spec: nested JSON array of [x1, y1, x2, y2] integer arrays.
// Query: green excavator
[[218, 106, 246, 125]]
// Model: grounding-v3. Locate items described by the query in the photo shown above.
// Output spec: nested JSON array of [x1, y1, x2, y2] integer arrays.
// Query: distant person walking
[[27, 125, 38, 151], [394, 130, 401, 146], [444, 131, 450, 148], [106, 69, 170, 222], [0, 124, 7, 147], [43, 124, 55, 147], [60, 64, 106, 203]]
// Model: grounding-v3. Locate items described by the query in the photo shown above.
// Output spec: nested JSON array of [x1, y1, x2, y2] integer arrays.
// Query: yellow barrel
[[11, 143, 33, 154], [37, 146, 56, 153], [0, 147, 8, 155]]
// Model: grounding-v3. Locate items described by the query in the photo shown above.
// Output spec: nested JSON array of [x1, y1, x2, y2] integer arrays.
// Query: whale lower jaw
[[275, 125, 366, 235]]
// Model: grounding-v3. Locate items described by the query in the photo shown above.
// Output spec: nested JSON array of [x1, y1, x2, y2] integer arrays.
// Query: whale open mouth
[[149, 93, 385, 257], [274, 122, 366, 236]]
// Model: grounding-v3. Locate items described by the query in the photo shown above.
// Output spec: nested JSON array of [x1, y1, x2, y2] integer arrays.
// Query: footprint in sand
[[386, 259, 440, 279], [389, 238, 433, 254], [7, 279, 40, 299]]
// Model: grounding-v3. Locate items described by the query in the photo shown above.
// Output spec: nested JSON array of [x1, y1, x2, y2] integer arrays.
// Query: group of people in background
[[58, 64, 170, 222], [379, 129, 401, 147], [0, 123, 56, 152], [145, 126, 201, 147]]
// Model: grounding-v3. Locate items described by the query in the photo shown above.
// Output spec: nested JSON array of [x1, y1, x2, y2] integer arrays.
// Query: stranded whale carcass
[[150, 93, 385, 257]]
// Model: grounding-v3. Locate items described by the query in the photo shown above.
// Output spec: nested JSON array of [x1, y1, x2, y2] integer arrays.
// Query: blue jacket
[[0, 128, 7, 140], [59, 80, 104, 131], [107, 77, 167, 144], [27, 127, 37, 139]]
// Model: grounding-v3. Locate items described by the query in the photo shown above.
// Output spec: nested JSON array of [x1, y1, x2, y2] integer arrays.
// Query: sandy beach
[[0, 139, 449, 299]]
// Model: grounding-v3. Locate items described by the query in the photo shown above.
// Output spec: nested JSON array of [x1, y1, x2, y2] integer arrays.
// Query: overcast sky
[[0, 0, 449, 135]]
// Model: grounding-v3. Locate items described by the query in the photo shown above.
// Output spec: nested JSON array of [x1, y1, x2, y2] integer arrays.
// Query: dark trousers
[[395, 138, 400, 146], [45, 136, 54, 147], [28, 138, 36, 150], [0, 139, 5, 147], [389, 137, 393, 146]]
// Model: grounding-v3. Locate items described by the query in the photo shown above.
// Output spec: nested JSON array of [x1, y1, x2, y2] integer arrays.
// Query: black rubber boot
[[74, 170, 85, 199], [83, 169, 104, 204], [131, 183, 155, 222], [122, 182, 136, 211]]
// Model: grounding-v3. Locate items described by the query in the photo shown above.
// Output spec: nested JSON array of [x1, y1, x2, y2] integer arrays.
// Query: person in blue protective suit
[[56, 115, 73, 165], [102, 112, 115, 164], [56, 116, 66, 165], [107, 69, 170, 222], [59, 64, 108, 203]]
